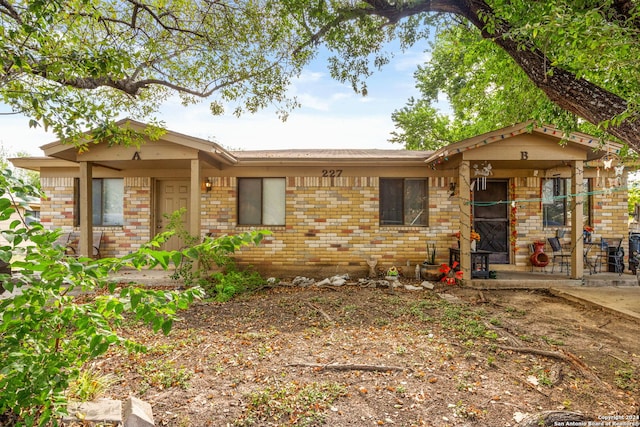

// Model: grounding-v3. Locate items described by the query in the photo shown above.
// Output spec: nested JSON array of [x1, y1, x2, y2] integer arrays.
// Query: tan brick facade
[[38, 166, 629, 277]]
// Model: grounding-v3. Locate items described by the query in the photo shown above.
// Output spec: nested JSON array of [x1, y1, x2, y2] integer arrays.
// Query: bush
[[0, 170, 269, 426], [207, 268, 266, 302]]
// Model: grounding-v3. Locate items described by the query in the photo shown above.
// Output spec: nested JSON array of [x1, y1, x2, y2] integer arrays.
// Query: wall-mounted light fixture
[[204, 177, 212, 192]]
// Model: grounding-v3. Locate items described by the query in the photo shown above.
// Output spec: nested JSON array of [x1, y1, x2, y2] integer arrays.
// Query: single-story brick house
[[11, 119, 629, 280]]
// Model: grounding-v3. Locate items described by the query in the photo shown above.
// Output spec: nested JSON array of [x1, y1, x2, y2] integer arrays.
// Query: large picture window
[[75, 178, 124, 226], [542, 178, 591, 227], [238, 178, 285, 225], [380, 178, 428, 226]]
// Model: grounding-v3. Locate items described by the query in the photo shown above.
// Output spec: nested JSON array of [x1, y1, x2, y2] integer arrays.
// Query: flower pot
[[420, 263, 442, 281], [471, 240, 477, 251]]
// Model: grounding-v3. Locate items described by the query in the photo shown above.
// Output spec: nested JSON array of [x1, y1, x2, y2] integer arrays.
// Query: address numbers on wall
[[322, 169, 343, 177]]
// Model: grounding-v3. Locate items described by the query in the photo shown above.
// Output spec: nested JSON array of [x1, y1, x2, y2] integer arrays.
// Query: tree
[[0, 0, 309, 145], [390, 22, 585, 149], [3, 0, 640, 151]]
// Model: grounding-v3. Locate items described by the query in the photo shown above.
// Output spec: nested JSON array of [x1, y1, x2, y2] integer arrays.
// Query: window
[[380, 178, 428, 226], [542, 178, 591, 227], [75, 178, 124, 226], [238, 178, 285, 225]]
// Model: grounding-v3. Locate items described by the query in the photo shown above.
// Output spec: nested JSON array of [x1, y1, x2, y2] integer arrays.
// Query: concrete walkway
[[549, 285, 640, 322], [468, 270, 640, 321]]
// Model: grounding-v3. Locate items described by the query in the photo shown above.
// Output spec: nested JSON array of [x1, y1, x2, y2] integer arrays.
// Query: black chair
[[603, 238, 624, 275], [547, 237, 571, 275]]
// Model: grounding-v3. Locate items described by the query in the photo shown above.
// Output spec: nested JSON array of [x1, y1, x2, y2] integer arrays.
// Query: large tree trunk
[[462, 0, 640, 148], [365, 0, 640, 149]]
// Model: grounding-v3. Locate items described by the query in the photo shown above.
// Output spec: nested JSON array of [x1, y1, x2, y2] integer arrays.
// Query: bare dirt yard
[[96, 283, 639, 426]]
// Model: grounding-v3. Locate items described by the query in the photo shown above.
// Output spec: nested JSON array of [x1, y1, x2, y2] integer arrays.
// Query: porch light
[[204, 177, 212, 192]]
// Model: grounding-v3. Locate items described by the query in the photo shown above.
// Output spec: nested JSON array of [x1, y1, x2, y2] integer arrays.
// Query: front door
[[473, 180, 509, 264], [156, 180, 190, 251]]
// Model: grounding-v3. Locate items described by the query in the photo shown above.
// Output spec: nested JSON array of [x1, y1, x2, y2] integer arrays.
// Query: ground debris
[[285, 362, 410, 373], [94, 286, 638, 427]]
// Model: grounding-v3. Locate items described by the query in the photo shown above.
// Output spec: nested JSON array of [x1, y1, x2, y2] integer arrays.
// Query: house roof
[[39, 118, 237, 169], [425, 122, 624, 170], [10, 120, 623, 172], [231, 149, 433, 166]]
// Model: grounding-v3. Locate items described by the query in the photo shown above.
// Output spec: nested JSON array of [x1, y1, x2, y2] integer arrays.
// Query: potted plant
[[421, 241, 441, 280]]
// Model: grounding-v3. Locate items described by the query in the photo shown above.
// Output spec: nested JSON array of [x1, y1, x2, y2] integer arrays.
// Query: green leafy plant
[[207, 268, 266, 302], [137, 360, 193, 391], [0, 170, 269, 426], [166, 208, 269, 294], [425, 241, 437, 264], [614, 367, 636, 391]]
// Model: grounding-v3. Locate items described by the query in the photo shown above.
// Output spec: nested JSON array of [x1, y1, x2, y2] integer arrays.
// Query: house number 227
[[322, 169, 343, 177]]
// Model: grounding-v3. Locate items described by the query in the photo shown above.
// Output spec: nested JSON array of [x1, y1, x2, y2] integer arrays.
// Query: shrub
[[0, 170, 269, 426]]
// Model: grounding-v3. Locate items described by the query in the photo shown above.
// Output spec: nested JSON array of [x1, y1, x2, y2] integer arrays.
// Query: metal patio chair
[[547, 237, 571, 275]]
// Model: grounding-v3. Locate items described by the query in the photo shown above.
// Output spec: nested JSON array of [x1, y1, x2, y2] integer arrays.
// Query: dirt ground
[[95, 283, 640, 426]]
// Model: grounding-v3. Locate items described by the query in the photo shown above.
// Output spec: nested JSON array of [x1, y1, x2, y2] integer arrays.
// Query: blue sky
[[0, 45, 434, 156]]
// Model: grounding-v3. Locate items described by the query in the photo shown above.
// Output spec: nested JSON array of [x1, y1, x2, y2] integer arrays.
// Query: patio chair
[[602, 238, 624, 275], [66, 231, 103, 258], [547, 237, 571, 275]]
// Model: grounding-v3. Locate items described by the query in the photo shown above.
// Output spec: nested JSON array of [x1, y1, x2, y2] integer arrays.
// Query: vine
[[510, 181, 518, 253]]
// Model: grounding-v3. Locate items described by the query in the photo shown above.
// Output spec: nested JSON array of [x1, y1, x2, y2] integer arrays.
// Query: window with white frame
[[74, 178, 124, 226], [379, 178, 428, 226], [237, 178, 285, 225]]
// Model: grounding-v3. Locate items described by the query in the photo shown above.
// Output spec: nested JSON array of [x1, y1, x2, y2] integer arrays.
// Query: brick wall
[[206, 176, 459, 277], [509, 175, 629, 271], [40, 171, 629, 277]]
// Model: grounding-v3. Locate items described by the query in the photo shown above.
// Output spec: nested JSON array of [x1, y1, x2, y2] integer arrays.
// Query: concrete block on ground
[[421, 281, 435, 290], [65, 398, 122, 424], [123, 396, 155, 427]]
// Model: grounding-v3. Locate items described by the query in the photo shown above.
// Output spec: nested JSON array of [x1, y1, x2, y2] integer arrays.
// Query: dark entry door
[[473, 180, 509, 264]]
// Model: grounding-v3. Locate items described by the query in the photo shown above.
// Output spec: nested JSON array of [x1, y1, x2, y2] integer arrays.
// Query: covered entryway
[[31, 119, 237, 258], [474, 180, 509, 264], [425, 122, 623, 280]]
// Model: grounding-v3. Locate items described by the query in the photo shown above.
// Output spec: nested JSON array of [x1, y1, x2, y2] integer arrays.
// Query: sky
[[0, 46, 435, 157]]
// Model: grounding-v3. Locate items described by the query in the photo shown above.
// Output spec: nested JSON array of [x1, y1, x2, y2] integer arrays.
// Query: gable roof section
[[425, 122, 623, 168], [40, 118, 237, 169]]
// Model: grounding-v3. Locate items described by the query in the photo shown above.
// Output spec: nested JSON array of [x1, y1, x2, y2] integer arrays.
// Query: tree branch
[[286, 362, 410, 372]]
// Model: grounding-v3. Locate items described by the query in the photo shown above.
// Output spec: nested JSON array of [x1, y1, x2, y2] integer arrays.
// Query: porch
[[469, 269, 638, 288]]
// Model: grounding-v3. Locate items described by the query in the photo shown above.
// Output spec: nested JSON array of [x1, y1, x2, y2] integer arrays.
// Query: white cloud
[[392, 50, 431, 72]]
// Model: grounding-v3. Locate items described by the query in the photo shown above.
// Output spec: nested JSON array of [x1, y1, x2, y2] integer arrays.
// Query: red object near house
[[530, 241, 549, 267]]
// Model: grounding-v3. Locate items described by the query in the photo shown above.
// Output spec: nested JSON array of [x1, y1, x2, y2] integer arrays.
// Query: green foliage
[[0, 170, 260, 426], [208, 269, 266, 302], [425, 241, 437, 265], [4, 0, 640, 150], [629, 184, 640, 215], [614, 367, 637, 391], [162, 208, 270, 300], [136, 360, 193, 392], [0, 0, 309, 143], [391, 20, 591, 149]]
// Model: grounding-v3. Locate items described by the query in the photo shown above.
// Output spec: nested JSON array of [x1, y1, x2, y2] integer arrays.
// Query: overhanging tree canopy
[[2, 0, 640, 150]]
